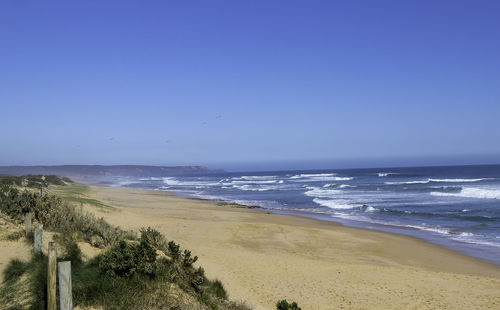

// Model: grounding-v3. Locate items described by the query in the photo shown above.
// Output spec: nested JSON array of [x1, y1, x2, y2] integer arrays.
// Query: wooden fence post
[[58, 261, 73, 310], [47, 242, 57, 310], [34, 226, 42, 253], [25, 212, 31, 234]]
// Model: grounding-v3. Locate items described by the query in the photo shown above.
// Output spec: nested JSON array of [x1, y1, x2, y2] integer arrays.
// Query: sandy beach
[[73, 185, 499, 310]]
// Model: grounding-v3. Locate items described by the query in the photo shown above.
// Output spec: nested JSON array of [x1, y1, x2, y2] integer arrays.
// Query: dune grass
[[1, 230, 252, 310], [49, 183, 114, 211], [0, 179, 253, 310]]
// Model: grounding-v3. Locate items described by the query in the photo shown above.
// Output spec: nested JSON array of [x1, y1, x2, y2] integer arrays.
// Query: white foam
[[230, 180, 278, 184], [385, 178, 491, 185], [363, 206, 377, 212], [385, 180, 430, 185], [162, 177, 182, 186], [451, 233, 500, 248], [404, 224, 451, 235], [138, 177, 162, 181], [339, 184, 356, 188], [430, 187, 500, 199], [377, 172, 398, 177], [312, 198, 355, 210], [290, 173, 336, 179], [239, 175, 277, 180], [291, 175, 353, 182], [428, 178, 490, 183], [162, 177, 220, 187], [115, 180, 136, 186], [234, 184, 276, 191], [304, 187, 343, 198]]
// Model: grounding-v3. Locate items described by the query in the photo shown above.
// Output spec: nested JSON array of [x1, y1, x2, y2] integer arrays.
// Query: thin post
[[34, 226, 42, 253], [25, 212, 31, 234], [47, 242, 57, 310], [58, 261, 73, 310], [41, 185, 44, 197]]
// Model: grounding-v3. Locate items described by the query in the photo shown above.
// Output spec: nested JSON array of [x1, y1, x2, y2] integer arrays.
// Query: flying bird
[[215, 115, 222, 119]]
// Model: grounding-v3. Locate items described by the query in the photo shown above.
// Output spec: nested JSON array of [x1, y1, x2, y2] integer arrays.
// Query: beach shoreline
[[83, 184, 499, 309]]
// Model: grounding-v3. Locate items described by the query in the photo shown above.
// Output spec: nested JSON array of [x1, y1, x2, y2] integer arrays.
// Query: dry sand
[[0, 219, 30, 283], [84, 186, 500, 310]]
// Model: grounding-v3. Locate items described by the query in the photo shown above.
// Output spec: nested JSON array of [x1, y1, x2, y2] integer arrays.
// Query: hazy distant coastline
[[0, 165, 223, 178]]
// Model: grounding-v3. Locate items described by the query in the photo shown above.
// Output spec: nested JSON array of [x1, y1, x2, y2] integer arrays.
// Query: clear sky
[[1, 1, 499, 171]]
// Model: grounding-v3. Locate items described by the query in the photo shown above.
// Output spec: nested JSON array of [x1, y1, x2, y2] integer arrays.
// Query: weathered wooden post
[[25, 212, 31, 234], [34, 226, 43, 254], [58, 261, 73, 310], [47, 242, 57, 310], [41, 185, 44, 197]]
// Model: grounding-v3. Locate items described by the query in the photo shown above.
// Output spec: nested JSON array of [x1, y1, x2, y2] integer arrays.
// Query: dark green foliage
[[98, 240, 157, 278], [25, 231, 34, 244], [55, 234, 83, 266], [64, 241, 83, 265], [205, 279, 228, 300], [183, 249, 198, 267], [168, 240, 181, 259], [30, 255, 49, 310], [276, 299, 302, 310], [0, 174, 71, 188], [140, 226, 167, 251]]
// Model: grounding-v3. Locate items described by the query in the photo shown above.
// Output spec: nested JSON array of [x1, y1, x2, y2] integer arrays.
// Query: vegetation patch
[[0, 179, 256, 309], [276, 300, 302, 310], [0, 184, 135, 248]]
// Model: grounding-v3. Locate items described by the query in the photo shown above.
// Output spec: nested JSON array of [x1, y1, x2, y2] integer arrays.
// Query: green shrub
[[168, 240, 181, 260], [140, 226, 167, 251], [207, 279, 227, 299], [55, 234, 83, 266], [276, 299, 302, 310], [98, 240, 157, 278], [183, 249, 198, 267]]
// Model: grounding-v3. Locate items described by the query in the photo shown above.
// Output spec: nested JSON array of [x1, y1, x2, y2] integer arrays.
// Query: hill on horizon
[[0, 165, 222, 178]]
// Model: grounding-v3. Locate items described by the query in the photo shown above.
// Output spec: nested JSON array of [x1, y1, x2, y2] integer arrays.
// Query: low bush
[[276, 299, 302, 310], [140, 226, 167, 251], [98, 240, 158, 278]]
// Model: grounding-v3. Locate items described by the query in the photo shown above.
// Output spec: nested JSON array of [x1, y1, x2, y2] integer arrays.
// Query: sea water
[[110, 165, 500, 264]]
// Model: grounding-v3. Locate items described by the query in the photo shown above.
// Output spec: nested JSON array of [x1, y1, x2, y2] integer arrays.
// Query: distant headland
[[0, 165, 224, 177]]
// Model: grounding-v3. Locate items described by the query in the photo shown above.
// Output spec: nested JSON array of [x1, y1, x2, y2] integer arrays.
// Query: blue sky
[[1, 1, 499, 170]]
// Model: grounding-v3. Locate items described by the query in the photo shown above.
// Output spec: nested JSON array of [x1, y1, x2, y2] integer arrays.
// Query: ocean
[[109, 164, 500, 265]]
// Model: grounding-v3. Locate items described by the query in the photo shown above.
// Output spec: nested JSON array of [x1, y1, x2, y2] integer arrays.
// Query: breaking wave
[[430, 187, 500, 200]]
